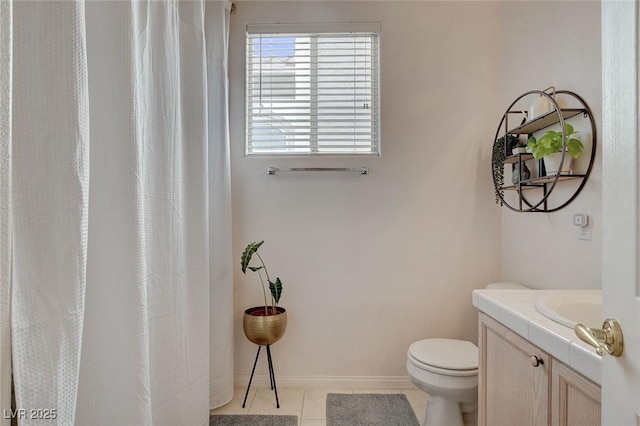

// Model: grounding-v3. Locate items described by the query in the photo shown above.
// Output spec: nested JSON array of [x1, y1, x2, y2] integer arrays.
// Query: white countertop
[[472, 289, 602, 385]]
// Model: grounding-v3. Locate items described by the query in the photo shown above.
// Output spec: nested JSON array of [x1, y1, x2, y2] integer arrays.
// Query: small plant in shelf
[[511, 139, 528, 155], [526, 123, 584, 160], [492, 134, 520, 205], [527, 124, 584, 176]]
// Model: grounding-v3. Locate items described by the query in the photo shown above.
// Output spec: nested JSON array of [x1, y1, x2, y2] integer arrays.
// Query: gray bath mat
[[209, 414, 297, 426], [326, 393, 419, 426]]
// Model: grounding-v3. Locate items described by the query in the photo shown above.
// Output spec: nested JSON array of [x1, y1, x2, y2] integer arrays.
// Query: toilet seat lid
[[408, 338, 478, 371]]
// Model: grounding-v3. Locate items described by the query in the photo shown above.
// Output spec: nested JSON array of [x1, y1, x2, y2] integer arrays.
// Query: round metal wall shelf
[[492, 88, 597, 213]]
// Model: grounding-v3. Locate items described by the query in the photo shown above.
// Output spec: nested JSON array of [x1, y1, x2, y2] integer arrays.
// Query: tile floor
[[210, 386, 428, 426]]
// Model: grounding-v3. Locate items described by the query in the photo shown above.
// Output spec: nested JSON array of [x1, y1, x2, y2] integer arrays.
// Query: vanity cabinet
[[551, 360, 601, 426], [479, 313, 549, 426], [479, 313, 601, 426]]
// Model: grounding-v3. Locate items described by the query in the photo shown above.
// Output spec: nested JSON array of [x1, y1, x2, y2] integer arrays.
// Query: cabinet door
[[479, 313, 550, 426], [551, 360, 601, 426]]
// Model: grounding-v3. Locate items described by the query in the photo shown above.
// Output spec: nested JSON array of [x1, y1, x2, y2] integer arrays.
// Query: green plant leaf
[[564, 123, 575, 136], [248, 266, 263, 272], [241, 241, 264, 274], [269, 278, 283, 304], [567, 138, 584, 158], [528, 136, 544, 160]]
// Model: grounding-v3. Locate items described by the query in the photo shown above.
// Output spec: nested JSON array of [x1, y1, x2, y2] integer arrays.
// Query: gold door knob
[[574, 318, 624, 357]]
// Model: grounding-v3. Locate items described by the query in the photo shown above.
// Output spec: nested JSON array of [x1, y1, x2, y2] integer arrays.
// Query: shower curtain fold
[[205, 0, 234, 410], [10, 2, 90, 425], [1, 1, 233, 424], [0, 2, 13, 426]]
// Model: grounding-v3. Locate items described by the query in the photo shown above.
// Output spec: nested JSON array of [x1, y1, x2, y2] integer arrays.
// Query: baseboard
[[233, 374, 414, 390]]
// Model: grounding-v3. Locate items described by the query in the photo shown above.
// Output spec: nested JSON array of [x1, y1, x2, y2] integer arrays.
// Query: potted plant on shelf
[[511, 139, 528, 155], [527, 123, 584, 176], [493, 134, 519, 205], [241, 240, 287, 346]]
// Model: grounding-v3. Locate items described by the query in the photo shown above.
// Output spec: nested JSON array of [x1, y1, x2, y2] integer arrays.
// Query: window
[[246, 23, 380, 155]]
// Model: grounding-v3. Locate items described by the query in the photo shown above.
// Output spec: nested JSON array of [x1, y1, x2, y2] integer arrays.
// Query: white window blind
[[246, 24, 380, 155]]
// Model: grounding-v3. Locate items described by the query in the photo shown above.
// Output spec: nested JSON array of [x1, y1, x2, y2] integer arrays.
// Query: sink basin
[[535, 294, 602, 329]]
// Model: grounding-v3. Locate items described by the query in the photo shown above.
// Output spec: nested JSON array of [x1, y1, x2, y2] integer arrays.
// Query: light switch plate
[[574, 214, 588, 227]]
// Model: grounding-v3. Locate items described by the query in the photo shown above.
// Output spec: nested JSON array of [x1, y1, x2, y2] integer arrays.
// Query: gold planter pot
[[243, 306, 287, 346]]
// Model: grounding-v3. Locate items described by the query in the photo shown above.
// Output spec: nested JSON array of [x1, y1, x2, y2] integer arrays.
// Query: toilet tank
[[485, 282, 529, 290]]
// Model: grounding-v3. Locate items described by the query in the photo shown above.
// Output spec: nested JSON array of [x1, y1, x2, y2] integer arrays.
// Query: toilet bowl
[[407, 338, 478, 426], [406, 282, 527, 426]]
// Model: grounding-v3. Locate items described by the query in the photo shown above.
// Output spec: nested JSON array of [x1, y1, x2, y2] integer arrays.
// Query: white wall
[[229, 1, 503, 386], [500, 1, 602, 290]]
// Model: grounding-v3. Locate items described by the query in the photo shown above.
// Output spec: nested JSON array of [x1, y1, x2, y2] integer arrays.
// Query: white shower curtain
[[1, 1, 233, 425], [0, 2, 13, 425]]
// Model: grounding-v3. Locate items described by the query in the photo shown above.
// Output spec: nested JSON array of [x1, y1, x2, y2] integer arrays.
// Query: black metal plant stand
[[242, 344, 280, 408]]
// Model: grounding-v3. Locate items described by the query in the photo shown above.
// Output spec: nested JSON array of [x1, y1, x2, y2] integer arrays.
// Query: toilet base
[[423, 396, 463, 426]]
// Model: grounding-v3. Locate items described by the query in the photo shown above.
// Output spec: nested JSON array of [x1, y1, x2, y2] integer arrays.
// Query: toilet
[[406, 282, 528, 426]]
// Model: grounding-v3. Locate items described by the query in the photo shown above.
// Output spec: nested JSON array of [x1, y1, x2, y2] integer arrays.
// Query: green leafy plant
[[512, 139, 528, 149], [492, 134, 519, 205], [527, 124, 584, 160], [241, 241, 284, 315]]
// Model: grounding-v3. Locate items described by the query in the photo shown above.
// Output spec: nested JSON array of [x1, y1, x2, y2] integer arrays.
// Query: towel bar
[[266, 167, 368, 175]]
